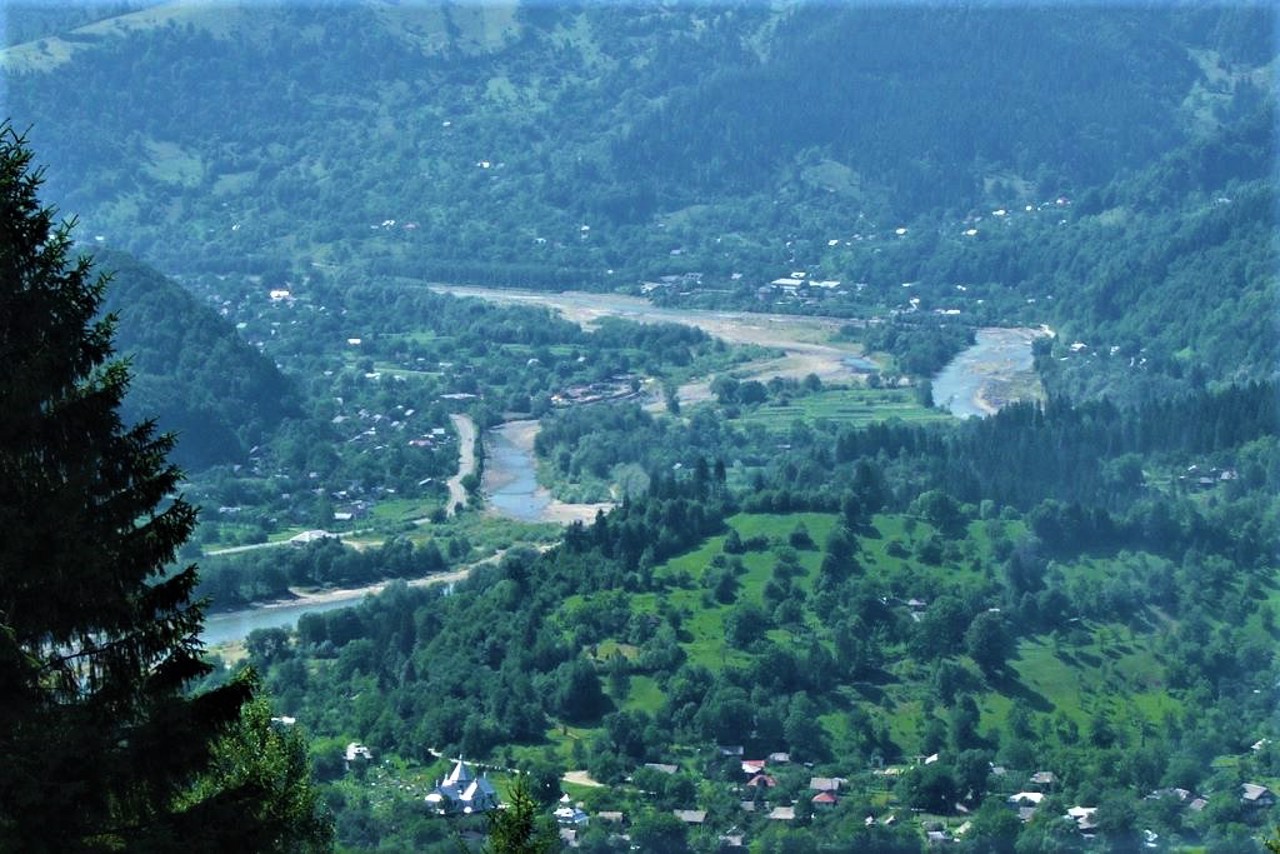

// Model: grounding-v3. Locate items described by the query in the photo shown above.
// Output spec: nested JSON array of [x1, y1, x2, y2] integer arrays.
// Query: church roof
[[446, 757, 476, 785], [463, 777, 497, 801]]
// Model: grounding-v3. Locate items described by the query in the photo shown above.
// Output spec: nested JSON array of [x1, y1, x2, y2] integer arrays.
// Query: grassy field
[[733, 387, 952, 430], [549, 508, 1212, 765]]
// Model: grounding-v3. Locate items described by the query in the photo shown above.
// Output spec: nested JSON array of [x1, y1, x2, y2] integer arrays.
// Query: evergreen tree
[[480, 776, 559, 854], [0, 125, 327, 851]]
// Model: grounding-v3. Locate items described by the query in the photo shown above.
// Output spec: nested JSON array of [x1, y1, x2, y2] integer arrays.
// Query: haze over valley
[[1, 2, 1277, 851]]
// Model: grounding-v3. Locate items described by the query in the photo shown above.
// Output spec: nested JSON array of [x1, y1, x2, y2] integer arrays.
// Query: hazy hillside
[[3, 6, 1276, 849], [3, 4, 1268, 263], [1, 1, 1274, 397], [97, 249, 295, 468]]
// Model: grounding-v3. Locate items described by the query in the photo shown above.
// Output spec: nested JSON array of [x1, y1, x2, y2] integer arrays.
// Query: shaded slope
[[97, 249, 295, 468]]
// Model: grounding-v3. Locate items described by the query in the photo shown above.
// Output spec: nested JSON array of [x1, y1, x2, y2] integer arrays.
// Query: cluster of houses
[[736, 753, 847, 820], [550, 375, 642, 408], [1179, 463, 1239, 491], [335, 738, 1278, 850], [1005, 772, 1277, 843], [631, 194, 1081, 316]]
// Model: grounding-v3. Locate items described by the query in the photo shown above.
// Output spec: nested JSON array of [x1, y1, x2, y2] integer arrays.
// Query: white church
[[425, 757, 499, 815]]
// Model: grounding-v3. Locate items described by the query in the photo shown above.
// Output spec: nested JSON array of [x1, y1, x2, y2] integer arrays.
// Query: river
[[482, 421, 552, 521], [202, 305, 1042, 644], [201, 421, 566, 646], [201, 594, 370, 647], [932, 326, 1047, 418]]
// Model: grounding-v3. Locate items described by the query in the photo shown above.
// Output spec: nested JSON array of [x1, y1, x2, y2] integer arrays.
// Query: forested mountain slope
[[2, 6, 1275, 848], [4, 3, 1273, 397], [98, 250, 295, 468], [237, 377, 1280, 850], [0, 8, 1264, 259]]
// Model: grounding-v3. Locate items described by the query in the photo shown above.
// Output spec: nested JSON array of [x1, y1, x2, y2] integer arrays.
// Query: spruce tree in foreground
[[0, 124, 329, 851]]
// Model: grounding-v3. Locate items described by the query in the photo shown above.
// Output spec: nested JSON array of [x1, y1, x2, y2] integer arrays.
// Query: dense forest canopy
[[99, 248, 297, 467]]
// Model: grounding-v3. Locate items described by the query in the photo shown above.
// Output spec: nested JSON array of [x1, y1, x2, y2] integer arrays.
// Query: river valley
[[204, 289, 1043, 645]]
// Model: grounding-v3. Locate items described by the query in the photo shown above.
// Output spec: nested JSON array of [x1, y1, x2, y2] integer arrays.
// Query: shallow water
[[203, 423, 552, 646], [482, 422, 551, 522], [201, 594, 368, 646], [932, 327, 1042, 418]]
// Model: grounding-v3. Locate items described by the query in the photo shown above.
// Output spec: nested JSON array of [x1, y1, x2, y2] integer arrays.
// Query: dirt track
[[445, 413, 476, 515]]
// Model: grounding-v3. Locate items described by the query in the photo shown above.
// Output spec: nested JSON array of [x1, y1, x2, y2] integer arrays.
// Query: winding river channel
[[200, 424, 555, 646], [931, 326, 1046, 419], [202, 298, 1043, 646], [202, 596, 368, 648], [482, 422, 552, 521]]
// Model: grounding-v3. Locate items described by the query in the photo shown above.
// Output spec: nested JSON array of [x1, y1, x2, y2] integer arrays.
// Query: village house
[[809, 776, 843, 793], [1030, 771, 1057, 789], [718, 829, 747, 850], [1241, 783, 1276, 809], [1007, 791, 1045, 823], [811, 790, 838, 810], [554, 795, 590, 829], [1066, 805, 1099, 834], [344, 742, 373, 769]]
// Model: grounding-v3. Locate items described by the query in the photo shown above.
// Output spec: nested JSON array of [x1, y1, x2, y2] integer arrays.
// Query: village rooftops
[[1066, 806, 1098, 832], [1030, 771, 1058, 787], [811, 791, 838, 807], [553, 805, 589, 827], [1242, 783, 1275, 805], [345, 742, 373, 763]]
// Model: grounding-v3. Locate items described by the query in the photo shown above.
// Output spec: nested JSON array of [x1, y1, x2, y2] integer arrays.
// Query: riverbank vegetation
[[233, 381, 1279, 850]]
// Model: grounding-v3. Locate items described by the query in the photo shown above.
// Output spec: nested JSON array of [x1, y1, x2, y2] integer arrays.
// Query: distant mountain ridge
[[3, 1, 1274, 393], [5, 3, 1263, 260]]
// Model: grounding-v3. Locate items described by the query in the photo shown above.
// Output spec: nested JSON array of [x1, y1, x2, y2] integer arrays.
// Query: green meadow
[[733, 387, 951, 430], [552, 510, 1216, 763]]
